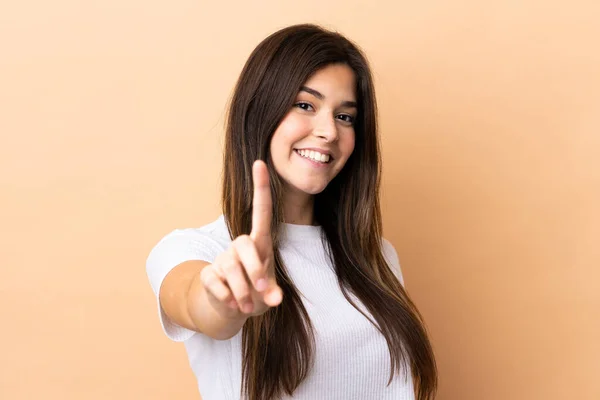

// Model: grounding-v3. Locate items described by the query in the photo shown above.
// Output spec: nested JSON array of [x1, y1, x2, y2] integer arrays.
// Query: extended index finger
[[250, 160, 272, 245]]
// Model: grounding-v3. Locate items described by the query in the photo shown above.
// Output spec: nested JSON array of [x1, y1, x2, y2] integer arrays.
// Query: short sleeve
[[145, 228, 227, 342], [382, 238, 405, 287]]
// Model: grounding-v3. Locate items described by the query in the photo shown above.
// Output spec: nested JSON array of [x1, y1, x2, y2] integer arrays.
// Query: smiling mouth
[[293, 149, 332, 164]]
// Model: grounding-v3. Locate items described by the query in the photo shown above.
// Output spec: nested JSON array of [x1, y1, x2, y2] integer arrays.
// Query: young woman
[[146, 24, 437, 400]]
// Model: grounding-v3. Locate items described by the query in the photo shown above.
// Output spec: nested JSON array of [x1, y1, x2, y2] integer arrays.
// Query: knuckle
[[215, 291, 231, 303], [236, 234, 250, 242], [210, 262, 222, 274], [232, 285, 250, 301], [244, 262, 261, 277], [200, 270, 216, 287], [222, 259, 238, 273], [211, 290, 228, 303], [200, 265, 210, 277], [233, 235, 251, 248], [214, 253, 227, 265]]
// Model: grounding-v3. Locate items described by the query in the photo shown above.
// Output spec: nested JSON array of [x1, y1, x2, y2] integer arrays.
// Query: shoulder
[[381, 238, 405, 287], [146, 215, 231, 273], [153, 215, 230, 248]]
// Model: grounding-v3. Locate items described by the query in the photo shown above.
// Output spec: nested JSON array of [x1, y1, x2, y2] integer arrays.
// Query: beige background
[[1, 1, 598, 399]]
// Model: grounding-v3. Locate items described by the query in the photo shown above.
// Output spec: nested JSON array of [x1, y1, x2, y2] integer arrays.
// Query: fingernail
[[229, 300, 238, 309], [256, 278, 267, 291]]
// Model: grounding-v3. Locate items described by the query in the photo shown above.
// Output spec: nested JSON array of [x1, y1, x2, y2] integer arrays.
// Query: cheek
[[275, 113, 311, 144], [270, 115, 306, 162], [341, 132, 356, 158]]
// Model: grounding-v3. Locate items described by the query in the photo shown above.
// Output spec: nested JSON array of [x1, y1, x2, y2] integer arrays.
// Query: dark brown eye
[[336, 114, 355, 124], [294, 102, 313, 111]]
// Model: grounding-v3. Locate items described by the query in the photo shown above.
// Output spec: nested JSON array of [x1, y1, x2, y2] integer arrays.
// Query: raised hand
[[200, 160, 283, 318]]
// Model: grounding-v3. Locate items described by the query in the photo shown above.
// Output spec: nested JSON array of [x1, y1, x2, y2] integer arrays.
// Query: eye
[[294, 102, 314, 111], [336, 114, 355, 124]]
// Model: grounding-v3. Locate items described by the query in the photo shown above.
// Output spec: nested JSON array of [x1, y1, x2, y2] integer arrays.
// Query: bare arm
[[159, 260, 248, 340]]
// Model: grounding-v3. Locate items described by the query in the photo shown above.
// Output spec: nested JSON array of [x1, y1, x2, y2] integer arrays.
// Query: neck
[[282, 188, 315, 226]]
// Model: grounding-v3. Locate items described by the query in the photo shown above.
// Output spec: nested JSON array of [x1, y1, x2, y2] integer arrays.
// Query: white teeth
[[296, 149, 330, 163]]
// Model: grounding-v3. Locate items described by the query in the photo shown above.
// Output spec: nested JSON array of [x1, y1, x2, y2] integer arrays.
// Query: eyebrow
[[300, 86, 357, 108]]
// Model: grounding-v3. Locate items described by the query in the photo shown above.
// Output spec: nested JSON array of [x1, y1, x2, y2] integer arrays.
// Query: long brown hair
[[222, 24, 437, 400]]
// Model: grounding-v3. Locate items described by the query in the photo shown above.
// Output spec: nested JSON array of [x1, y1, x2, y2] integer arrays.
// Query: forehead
[[302, 64, 356, 99]]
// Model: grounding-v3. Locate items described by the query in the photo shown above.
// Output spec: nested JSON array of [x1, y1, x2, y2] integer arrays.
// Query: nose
[[312, 113, 338, 143]]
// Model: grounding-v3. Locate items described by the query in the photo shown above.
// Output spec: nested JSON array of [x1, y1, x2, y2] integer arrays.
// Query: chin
[[291, 181, 329, 195]]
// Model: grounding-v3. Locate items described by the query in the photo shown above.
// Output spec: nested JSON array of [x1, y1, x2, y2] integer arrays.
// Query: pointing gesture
[[250, 160, 273, 254], [200, 160, 282, 318]]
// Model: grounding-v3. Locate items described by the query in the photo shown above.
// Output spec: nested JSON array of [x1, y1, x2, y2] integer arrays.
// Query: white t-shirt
[[146, 215, 415, 400]]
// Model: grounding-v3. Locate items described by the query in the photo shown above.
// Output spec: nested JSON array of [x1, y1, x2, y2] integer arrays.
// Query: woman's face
[[269, 64, 357, 197]]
